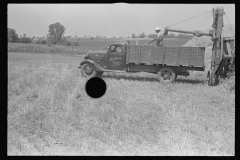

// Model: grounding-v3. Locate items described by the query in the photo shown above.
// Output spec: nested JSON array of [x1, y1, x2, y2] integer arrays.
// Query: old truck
[[79, 6, 235, 85], [79, 42, 205, 83]]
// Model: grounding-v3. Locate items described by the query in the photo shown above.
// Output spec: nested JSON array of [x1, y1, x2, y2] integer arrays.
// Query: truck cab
[[79, 42, 128, 78]]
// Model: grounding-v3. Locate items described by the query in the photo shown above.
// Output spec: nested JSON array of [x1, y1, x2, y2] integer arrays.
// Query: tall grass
[[8, 52, 235, 156]]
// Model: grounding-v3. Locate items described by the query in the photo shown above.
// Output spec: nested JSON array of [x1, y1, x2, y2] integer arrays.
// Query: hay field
[[8, 52, 234, 156]]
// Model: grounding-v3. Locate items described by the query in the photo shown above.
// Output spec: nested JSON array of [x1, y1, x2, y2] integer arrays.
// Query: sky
[[8, 3, 235, 38]]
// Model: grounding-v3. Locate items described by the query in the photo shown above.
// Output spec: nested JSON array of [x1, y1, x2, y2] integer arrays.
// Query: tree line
[[8, 22, 195, 46], [8, 22, 109, 46]]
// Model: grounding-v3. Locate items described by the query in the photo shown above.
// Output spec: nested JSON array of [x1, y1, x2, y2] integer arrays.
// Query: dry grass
[[8, 52, 235, 156]]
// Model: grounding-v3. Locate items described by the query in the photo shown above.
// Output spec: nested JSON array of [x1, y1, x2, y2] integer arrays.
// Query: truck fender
[[78, 59, 104, 72]]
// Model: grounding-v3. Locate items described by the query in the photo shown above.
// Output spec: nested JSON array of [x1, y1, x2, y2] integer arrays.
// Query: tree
[[47, 22, 66, 45], [147, 34, 157, 38], [8, 28, 19, 43], [19, 37, 32, 43], [131, 34, 136, 38], [74, 42, 80, 46], [139, 32, 146, 38]]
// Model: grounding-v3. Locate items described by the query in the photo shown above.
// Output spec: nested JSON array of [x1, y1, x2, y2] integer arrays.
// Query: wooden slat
[[140, 46, 153, 63], [153, 46, 165, 64], [165, 47, 178, 66], [127, 45, 205, 67]]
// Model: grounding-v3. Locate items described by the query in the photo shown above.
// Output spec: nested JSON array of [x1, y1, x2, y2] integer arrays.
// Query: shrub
[[73, 42, 79, 46], [65, 41, 72, 46], [36, 39, 48, 44], [19, 37, 32, 43]]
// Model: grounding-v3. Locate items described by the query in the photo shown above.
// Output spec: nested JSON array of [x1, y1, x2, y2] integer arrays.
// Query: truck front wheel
[[158, 67, 176, 83], [81, 63, 97, 78]]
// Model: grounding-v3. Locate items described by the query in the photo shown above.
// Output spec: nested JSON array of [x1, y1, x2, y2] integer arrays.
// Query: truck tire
[[81, 63, 97, 78], [207, 70, 216, 86], [158, 67, 176, 83]]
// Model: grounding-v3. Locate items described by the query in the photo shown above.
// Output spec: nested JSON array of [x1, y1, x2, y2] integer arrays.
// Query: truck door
[[108, 44, 126, 70]]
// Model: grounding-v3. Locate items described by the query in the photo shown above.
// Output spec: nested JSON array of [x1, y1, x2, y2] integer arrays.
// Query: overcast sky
[[8, 3, 235, 38]]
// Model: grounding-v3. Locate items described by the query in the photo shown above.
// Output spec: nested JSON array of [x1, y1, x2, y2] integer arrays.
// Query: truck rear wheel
[[207, 70, 216, 86], [81, 63, 97, 78], [158, 67, 176, 83]]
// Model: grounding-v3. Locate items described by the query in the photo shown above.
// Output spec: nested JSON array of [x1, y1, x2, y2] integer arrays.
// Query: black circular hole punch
[[85, 77, 107, 98]]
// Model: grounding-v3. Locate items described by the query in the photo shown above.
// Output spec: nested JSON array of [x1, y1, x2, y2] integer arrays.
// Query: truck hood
[[85, 50, 107, 59], [88, 50, 107, 54]]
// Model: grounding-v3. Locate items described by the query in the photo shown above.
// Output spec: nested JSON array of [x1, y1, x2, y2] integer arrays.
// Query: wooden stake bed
[[127, 45, 205, 67]]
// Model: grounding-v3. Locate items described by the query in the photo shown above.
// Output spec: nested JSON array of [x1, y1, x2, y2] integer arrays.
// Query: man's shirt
[[156, 32, 163, 46]]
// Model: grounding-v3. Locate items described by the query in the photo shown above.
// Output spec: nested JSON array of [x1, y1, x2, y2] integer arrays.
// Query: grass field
[[8, 52, 235, 156]]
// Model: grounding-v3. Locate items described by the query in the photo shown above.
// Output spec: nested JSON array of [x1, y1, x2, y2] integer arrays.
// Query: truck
[[79, 42, 205, 83], [78, 6, 235, 85]]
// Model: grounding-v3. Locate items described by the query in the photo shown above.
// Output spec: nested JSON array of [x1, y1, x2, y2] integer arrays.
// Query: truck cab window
[[110, 46, 116, 52]]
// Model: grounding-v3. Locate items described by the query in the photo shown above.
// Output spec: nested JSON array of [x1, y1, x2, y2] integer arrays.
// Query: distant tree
[[8, 28, 19, 43], [139, 32, 146, 38], [23, 33, 26, 37], [66, 41, 71, 46], [47, 22, 66, 45], [147, 34, 157, 38], [36, 39, 47, 44], [90, 37, 94, 41], [96, 36, 99, 38], [131, 34, 136, 38], [113, 36, 115, 38], [74, 42, 80, 46], [84, 35, 87, 38], [19, 37, 32, 43], [75, 35, 77, 38]]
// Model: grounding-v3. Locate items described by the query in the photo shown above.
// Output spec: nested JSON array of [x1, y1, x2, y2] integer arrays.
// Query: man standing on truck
[[144, 27, 164, 46]]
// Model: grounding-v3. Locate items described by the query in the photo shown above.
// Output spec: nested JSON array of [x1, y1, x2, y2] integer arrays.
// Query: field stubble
[[8, 52, 234, 156]]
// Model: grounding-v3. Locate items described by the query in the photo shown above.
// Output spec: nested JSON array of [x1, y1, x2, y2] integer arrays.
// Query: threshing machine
[[163, 6, 235, 85]]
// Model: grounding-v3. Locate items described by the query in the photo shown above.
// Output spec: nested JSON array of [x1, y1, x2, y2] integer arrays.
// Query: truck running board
[[100, 69, 127, 73]]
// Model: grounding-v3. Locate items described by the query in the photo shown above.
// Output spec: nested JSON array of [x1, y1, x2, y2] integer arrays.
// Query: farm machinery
[[79, 6, 234, 86], [163, 6, 235, 85]]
